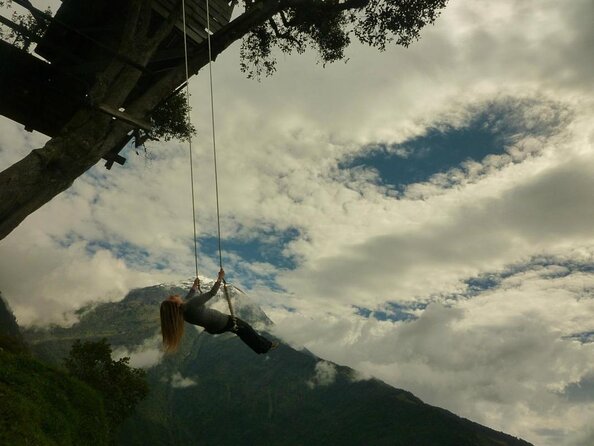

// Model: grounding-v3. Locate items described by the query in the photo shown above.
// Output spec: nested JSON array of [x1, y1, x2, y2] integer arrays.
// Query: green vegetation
[[0, 349, 109, 446], [240, 0, 448, 79], [0, 339, 149, 445], [64, 339, 149, 433], [149, 90, 196, 142], [0, 296, 148, 445]]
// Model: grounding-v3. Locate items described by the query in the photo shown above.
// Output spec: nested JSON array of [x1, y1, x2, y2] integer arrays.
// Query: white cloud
[[113, 335, 164, 369], [170, 372, 198, 389], [0, 229, 168, 326], [307, 360, 338, 389], [1, 0, 593, 444], [272, 266, 594, 446], [567, 426, 594, 446]]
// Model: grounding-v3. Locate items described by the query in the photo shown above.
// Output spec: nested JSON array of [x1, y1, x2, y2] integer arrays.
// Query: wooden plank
[[155, 0, 232, 25], [104, 153, 126, 170], [189, 0, 232, 24], [28, 0, 150, 74], [151, 1, 207, 42], [96, 104, 152, 132], [151, 0, 232, 44], [0, 40, 83, 136]]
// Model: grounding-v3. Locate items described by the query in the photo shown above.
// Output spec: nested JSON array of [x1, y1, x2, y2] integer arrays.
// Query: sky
[[1, 0, 594, 445]]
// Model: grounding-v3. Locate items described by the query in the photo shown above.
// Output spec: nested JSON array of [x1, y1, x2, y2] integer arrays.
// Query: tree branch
[[279, 10, 291, 27], [268, 18, 302, 48], [332, 0, 369, 12], [283, 0, 369, 15]]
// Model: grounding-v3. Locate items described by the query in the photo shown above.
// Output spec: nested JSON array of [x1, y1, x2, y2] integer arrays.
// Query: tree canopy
[[0, 349, 110, 446], [64, 339, 149, 435], [0, 0, 448, 240], [240, 0, 447, 78]]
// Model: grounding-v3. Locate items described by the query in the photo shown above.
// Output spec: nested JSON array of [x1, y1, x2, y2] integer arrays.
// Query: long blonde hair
[[160, 298, 185, 352]]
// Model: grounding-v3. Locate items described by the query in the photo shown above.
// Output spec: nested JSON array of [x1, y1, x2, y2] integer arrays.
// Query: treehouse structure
[[0, 0, 233, 168]]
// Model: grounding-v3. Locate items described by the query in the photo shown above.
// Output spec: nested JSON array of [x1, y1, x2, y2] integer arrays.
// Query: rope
[[181, 0, 235, 323], [204, 0, 237, 328], [205, 0, 224, 271], [181, 0, 200, 283]]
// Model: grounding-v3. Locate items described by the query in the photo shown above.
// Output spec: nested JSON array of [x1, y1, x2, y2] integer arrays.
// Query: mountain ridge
[[0, 292, 22, 338], [21, 281, 533, 446]]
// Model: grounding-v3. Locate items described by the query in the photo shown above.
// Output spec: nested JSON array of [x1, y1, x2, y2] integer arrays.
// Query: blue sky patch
[[199, 227, 300, 270], [564, 331, 594, 344], [197, 227, 300, 291], [453, 257, 594, 300], [340, 98, 569, 191], [342, 116, 508, 191], [354, 301, 427, 322], [85, 239, 164, 267], [562, 374, 594, 402]]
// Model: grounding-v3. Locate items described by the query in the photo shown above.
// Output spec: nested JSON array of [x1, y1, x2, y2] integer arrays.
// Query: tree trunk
[[0, 106, 141, 239], [0, 0, 283, 240]]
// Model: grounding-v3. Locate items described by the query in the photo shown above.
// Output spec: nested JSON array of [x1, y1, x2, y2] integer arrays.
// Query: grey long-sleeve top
[[182, 281, 229, 333]]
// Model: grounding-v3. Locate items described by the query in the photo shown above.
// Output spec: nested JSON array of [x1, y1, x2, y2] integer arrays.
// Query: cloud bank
[[1, 0, 593, 444]]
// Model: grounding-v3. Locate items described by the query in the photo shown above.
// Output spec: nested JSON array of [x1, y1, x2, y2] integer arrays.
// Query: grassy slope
[[0, 350, 109, 446]]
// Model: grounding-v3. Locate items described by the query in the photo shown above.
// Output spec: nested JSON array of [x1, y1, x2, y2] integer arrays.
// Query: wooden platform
[[153, 0, 233, 42], [35, 0, 233, 79], [0, 39, 84, 136], [0, 0, 234, 167]]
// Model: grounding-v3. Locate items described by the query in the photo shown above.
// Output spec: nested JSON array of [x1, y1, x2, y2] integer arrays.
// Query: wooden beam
[[95, 104, 152, 132], [104, 153, 126, 170]]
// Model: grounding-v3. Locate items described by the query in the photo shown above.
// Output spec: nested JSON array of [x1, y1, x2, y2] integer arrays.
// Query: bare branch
[[279, 10, 291, 27]]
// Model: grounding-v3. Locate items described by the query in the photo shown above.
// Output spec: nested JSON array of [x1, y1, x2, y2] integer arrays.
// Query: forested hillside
[[23, 283, 533, 446]]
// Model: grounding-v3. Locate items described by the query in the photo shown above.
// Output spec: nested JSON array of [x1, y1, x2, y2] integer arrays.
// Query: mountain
[[0, 292, 21, 338], [0, 292, 27, 353], [23, 281, 533, 446]]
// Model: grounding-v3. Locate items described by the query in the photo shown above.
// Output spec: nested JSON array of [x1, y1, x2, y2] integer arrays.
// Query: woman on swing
[[160, 268, 277, 354]]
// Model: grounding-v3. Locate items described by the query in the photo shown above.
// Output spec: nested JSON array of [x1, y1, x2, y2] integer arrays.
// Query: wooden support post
[[104, 154, 126, 170]]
